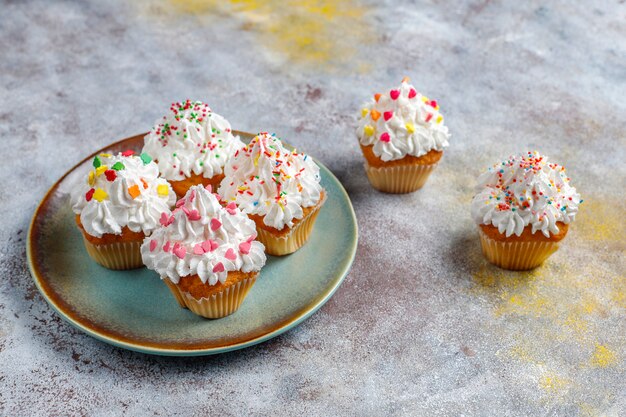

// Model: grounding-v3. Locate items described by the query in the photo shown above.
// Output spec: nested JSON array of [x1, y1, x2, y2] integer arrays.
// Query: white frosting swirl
[[471, 151, 582, 238], [218, 132, 323, 230], [141, 185, 266, 285], [356, 79, 450, 162], [142, 100, 244, 181], [71, 152, 176, 237]]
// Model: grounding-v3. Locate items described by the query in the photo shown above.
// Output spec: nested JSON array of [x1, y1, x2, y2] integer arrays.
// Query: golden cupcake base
[[255, 194, 326, 256], [81, 236, 144, 270], [364, 162, 438, 194], [478, 228, 560, 270], [164, 274, 257, 319]]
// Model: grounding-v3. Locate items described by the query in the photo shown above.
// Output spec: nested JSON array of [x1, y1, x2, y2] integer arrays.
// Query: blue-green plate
[[27, 132, 358, 356]]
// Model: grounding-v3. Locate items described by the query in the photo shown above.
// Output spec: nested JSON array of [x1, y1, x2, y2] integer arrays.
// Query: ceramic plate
[[27, 132, 357, 356]]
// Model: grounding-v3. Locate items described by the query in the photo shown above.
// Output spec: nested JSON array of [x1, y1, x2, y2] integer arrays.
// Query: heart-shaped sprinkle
[[380, 132, 391, 142], [405, 123, 415, 133], [210, 218, 222, 231], [363, 125, 374, 137], [226, 201, 237, 215], [160, 212, 174, 227], [149, 239, 157, 252], [425, 113, 433, 123], [390, 90, 400, 100], [370, 109, 381, 121], [187, 209, 201, 221], [212, 262, 225, 273], [383, 111, 393, 121], [430, 100, 438, 108], [408, 88, 417, 99], [85, 188, 95, 202], [121, 150, 135, 157], [104, 169, 116, 182], [193, 243, 205, 255], [239, 241, 252, 254], [202, 240, 219, 252], [225, 248, 237, 260], [176, 198, 185, 208], [401, 76, 411, 83], [173, 244, 186, 259], [163, 241, 171, 252], [374, 93, 381, 102], [247, 233, 257, 243]]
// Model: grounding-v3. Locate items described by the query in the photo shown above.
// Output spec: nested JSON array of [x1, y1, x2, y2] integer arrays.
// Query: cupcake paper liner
[[478, 228, 560, 270], [364, 162, 438, 194], [164, 274, 257, 319], [255, 194, 326, 256], [81, 236, 144, 270]]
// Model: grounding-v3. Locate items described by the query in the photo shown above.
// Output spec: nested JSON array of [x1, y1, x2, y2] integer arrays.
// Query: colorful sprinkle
[[363, 125, 375, 137], [128, 185, 141, 199], [92, 188, 108, 202], [374, 93, 382, 102], [361, 108, 369, 118], [224, 248, 237, 261], [111, 162, 125, 171], [370, 109, 381, 121], [140, 153, 152, 165], [149, 240, 158, 252], [239, 241, 252, 254], [121, 150, 135, 157], [104, 170, 116, 182], [210, 218, 222, 231], [380, 132, 391, 142], [93, 156, 101, 168], [383, 111, 393, 121], [85, 188, 95, 202], [212, 262, 225, 273], [173, 244, 186, 260], [405, 123, 415, 134], [389, 89, 400, 100]]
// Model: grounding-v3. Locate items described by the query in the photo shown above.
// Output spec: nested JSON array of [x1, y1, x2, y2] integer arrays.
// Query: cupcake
[[142, 99, 244, 197], [218, 132, 326, 256], [71, 151, 176, 269], [141, 185, 266, 319], [356, 77, 450, 193], [471, 151, 582, 270]]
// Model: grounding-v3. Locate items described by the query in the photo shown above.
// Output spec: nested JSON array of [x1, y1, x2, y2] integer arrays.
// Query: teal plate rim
[[27, 132, 358, 356]]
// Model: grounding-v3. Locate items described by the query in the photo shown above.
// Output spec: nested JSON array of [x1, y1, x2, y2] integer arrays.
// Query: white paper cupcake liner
[[478, 228, 560, 270], [164, 275, 257, 319], [364, 161, 438, 193], [255, 193, 327, 256], [82, 236, 143, 270]]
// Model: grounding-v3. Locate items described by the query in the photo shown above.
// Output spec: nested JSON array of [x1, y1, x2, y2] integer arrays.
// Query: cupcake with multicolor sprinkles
[[471, 151, 582, 270], [142, 99, 244, 197], [356, 77, 450, 193], [218, 132, 326, 256], [71, 151, 176, 269], [141, 185, 266, 319]]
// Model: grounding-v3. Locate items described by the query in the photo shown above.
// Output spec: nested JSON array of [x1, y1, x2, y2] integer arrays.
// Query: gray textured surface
[[1, 0, 625, 415]]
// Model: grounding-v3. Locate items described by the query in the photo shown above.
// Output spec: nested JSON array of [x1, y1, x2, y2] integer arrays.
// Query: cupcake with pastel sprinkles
[[141, 185, 266, 319], [71, 151, 176, 269], [356, 77, 450, 193], [142, 99, 244, 197], [471, 151, 582, 270], [218, 132, 326, 256]]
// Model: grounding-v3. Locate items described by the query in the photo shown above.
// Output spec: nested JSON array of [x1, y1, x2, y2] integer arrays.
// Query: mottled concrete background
[[1, 0, 625, 415]]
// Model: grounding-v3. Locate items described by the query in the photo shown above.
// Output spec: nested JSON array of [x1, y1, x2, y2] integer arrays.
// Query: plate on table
[[27, 132, 358, 356]]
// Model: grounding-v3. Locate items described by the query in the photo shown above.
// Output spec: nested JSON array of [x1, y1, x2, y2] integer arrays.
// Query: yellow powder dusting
[[539, 373, 569, 393], [590, 344, 617, 368], [575, 198, 625, 242], [167, 0, 374, 72]]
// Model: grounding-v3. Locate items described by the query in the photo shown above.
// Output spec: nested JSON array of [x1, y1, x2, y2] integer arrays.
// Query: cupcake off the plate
[[356, 77, 450, 193], [71, 150, 176, 269], [141, 185, 266, 319], [142, 99, 244, 197], [218, 132, 326, 256], [471, 151, 582, 270]]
